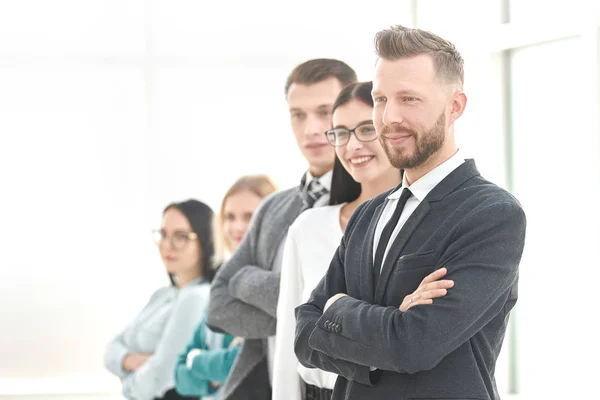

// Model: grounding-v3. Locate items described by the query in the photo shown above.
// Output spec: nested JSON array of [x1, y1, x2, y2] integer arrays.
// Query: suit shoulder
[[249, 186, 300, 223], [373, 187, 395, 204], [470, 177, 522, 208], [350, 188, 392, 215], [260, 186, 300, 209], [457, 177, 525, 222]]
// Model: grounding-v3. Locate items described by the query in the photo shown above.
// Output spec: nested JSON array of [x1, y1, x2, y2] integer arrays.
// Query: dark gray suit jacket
[[295, 160, 526, 400], [207, 185, 307, 400]]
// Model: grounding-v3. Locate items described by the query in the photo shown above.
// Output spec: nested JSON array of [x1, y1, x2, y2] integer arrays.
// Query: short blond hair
[[374, 25, 464, 88], [213, 175, 278, 266]]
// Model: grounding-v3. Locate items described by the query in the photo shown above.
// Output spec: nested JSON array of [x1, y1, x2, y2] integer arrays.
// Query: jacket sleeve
[[228, 266, 280, 318], [175, 319, 240, 397], [305, 200, 526, 374], [206, 194, 279, 338]]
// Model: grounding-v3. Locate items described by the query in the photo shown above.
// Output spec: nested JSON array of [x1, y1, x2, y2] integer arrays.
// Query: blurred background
[[0, 0, 599, 399]]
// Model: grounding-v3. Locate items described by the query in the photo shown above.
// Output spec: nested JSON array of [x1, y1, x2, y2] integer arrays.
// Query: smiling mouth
[[349, 156, 375, 165]]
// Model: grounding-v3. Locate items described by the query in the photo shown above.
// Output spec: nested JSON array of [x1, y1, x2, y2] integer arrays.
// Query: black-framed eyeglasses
[[325, 123, 378, 147], [152, 229, 198, 251]]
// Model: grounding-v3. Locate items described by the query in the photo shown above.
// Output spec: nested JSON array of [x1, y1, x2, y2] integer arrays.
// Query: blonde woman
[[175, 175, 277, 399], [214, 175, 279, 265]]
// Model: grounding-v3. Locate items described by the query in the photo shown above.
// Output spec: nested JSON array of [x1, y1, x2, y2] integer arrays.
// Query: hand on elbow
[[399, 267, 453, 312], [122, 353, 152, 372]]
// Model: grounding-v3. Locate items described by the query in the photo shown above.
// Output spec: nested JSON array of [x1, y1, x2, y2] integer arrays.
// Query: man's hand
[[399, 267, 454, 312], [324, 293, 348, 312]]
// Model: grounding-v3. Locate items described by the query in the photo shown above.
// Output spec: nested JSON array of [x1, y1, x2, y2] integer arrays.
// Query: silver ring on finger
[[410, 297, 414, 304]]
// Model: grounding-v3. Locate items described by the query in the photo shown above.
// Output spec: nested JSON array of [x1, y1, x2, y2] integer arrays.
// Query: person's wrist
[[324, 293, 347, 311]]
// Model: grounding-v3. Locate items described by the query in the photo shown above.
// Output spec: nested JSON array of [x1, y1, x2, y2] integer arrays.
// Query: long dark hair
[[329, 81, 374, 205], [163, 199, 216, 285]]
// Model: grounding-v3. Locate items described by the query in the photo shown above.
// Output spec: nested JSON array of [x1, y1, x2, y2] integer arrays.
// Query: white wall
[[0, 0, 598, 398], [0, 0, 413, 396]]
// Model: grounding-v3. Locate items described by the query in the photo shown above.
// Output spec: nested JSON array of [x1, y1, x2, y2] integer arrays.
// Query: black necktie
[[302, 179, 328, 208], [373, 188, 413, 285]]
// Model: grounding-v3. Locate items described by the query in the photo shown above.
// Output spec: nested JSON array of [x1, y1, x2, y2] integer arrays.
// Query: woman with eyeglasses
[[174, 175, 278, 399], [273, 82, 450, 400], [104, 199, 215, 400]]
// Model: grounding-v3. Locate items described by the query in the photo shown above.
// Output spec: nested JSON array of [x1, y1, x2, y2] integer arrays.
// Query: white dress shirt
[[374, 150, 465, 269], [266, 169, 333, 385], [273, 204, 344, 400]]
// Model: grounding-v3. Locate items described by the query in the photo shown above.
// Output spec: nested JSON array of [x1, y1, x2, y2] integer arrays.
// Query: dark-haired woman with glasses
[[104, 199, 215, 400], [273, 81, 401, 400]]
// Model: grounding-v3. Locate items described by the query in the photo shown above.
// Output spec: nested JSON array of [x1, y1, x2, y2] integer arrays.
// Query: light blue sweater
[[104, 279, 208, 400]]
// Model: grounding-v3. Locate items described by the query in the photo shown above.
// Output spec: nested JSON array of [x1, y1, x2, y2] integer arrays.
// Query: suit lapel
[[374, 201, 431, 303], [360, 202, 385, 303], [369, 159, 482, 303]]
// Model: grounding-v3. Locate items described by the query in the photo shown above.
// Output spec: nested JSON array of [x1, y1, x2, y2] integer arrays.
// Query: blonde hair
[[213, 175, 278, 266], [374, 25, 464, 88]]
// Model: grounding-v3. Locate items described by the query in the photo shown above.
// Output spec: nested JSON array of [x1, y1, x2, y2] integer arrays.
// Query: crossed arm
[[206, 196, 280, 338], [295, 201, 526, 378], [174, 318, 241, 397], [121, 290, 206, 399]]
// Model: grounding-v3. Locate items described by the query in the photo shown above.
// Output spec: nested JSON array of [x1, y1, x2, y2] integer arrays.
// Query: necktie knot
[[302, 179, 328, 208]]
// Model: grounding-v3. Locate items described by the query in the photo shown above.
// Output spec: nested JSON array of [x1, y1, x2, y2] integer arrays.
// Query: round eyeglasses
[[152, 229, 198, 251], [325, 123, 378, 147]]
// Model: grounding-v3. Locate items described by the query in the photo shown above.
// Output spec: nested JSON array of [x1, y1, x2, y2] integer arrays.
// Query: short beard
[[380, 112, 446, 169]]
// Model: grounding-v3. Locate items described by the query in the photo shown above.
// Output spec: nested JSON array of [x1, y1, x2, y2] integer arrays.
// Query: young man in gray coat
[[206, 58, 357, 400]]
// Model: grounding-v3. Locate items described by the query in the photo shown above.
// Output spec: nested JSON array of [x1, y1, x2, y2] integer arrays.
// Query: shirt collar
[[302, 169, 333, 192], [387, 149, 465, 201], [176, 276, 205, 289]]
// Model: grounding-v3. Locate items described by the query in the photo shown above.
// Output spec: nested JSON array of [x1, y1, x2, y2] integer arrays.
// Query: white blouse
[[273, 204, 344, 400]]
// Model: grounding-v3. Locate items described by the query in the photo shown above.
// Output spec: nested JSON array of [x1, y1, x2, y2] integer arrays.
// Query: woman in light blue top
[[104, 199, 216, 400]]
